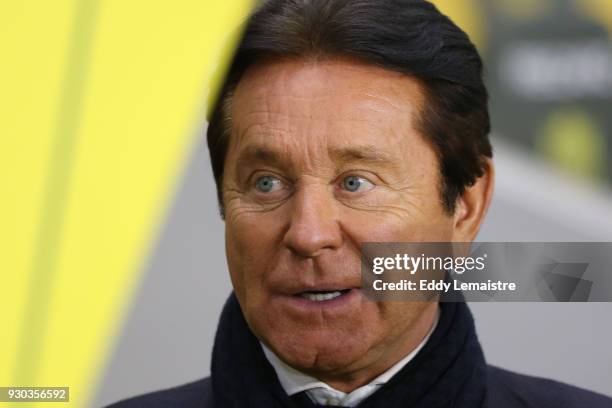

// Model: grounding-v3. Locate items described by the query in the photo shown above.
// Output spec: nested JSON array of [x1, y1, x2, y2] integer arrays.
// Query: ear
[[451, 159, 495, 242]]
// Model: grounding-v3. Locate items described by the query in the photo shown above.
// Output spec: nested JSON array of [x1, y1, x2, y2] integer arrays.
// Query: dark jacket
[[108, 295, 612, 408]]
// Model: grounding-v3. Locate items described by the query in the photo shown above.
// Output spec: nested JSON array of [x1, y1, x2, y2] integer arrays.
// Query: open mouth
[[298, 289, 352, 302]]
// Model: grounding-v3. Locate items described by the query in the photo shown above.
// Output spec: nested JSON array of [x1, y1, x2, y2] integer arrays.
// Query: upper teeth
[[301, 291, 343, 302]]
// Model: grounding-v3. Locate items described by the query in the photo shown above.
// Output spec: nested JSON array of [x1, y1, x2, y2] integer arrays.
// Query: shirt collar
[[261, 307, 440, 407]]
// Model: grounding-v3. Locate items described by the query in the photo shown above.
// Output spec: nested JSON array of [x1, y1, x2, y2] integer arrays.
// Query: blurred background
[[2, 1, 611, 407], [96, 1, 612, 405]]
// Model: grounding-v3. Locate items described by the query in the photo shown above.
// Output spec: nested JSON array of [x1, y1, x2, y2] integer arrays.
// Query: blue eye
[[255, 176, 281, 193], [342, 175, 373, 192]]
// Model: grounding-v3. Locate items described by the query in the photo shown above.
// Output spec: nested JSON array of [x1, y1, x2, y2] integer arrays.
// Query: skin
[[222, 56, 494, 392]]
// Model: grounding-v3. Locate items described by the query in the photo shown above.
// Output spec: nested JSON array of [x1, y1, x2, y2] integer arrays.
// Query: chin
[[261, 320, 373, 373]]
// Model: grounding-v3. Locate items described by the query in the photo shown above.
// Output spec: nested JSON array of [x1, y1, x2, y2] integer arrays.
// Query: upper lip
[[285, 284, 360, 295]]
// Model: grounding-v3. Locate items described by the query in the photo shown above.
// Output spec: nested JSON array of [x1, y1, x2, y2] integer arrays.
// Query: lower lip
[[282, 288, 361, 311]]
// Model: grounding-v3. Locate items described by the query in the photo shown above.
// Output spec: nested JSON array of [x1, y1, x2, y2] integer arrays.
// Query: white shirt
[[260, 308, 440, 407]]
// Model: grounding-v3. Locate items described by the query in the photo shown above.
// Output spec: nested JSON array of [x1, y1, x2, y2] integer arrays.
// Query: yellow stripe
[[0, 1, 253, 407]]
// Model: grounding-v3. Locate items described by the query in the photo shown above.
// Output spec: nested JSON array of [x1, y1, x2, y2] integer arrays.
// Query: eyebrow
[[233, 143, 398, 179], [329, 145, 396, 166], [236, 145, 287, 169]]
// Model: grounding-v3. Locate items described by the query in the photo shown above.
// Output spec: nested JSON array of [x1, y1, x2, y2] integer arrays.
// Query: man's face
[[222, 57, 465, 382]]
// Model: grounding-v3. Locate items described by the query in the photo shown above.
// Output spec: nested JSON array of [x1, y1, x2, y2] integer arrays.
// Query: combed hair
[[207, 0, 492, 216]]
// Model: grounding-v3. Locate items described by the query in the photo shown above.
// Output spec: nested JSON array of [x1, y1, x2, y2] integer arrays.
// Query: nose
[[283, 183, 343, 258]]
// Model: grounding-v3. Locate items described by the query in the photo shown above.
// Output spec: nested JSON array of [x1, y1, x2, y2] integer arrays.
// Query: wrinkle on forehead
[[232, 56, 424, 120], [227, 56, 429, 175]]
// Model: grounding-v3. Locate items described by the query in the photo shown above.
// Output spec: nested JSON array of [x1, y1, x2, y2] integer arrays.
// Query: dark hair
[[207, 0, 492, 216]]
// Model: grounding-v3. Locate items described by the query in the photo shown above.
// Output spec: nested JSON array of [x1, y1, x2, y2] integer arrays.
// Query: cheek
[[225, 210, 286, 297], [375, 301, 434, 346], [340, 205, 454, 244]]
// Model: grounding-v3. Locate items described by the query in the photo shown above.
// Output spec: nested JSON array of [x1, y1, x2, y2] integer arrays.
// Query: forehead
[[229, 57, 428, 157]]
